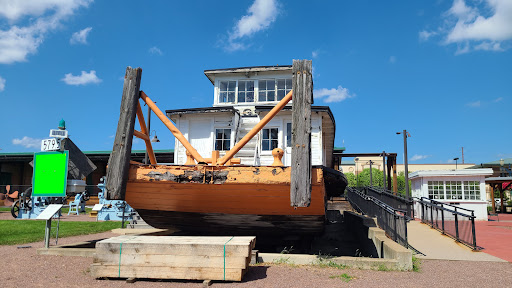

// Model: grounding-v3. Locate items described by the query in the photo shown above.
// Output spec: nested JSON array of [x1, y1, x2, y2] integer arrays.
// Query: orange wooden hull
[[125, 164, 346, 234]]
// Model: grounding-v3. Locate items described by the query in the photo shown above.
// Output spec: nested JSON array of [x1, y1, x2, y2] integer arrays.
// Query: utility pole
[[382, 151, 386, 190], [461, 147, 464, 164]]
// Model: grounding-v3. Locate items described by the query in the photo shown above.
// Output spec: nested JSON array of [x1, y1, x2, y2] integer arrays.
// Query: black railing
[[364, 186, 414, 218], [346, 187, 413, 251], [417, 197, 479, 250]]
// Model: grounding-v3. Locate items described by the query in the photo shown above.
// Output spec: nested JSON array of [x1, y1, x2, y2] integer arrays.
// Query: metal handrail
[[418, 197, 475, 218], [422, 197, 475, 214]]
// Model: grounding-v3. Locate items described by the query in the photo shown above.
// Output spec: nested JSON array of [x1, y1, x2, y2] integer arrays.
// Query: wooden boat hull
[[125, 164, 347, 235]]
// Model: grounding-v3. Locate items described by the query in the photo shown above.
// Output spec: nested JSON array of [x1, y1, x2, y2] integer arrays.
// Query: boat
[[106, 60, 347, 236]]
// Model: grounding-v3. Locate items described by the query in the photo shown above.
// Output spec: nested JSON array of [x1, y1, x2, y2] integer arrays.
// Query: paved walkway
[[474, 214, 512, 262], [407, 220, 507, 262]]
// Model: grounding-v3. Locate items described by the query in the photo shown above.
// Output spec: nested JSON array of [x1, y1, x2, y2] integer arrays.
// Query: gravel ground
[[1, 231, 511, 288]]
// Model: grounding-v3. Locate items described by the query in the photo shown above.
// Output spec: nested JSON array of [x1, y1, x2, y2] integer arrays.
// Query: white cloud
[[410, 154, 430, 161], [12, 136, 42, 148], [0, 76, 5, 91], [466, 100, 481, 107], [389, 56, 396, 63], [149, 46, 163, 55], [0, 0, 92, 64], [419, 30, 437, 41], [421, 0, 512, 54], [312, 49, 320, 59], [70, 27, 92, 44], [225, 0, 279, 52], [314, 85, 355, 103], [61, 70, 101, 85], [493, 97, 503, 102]]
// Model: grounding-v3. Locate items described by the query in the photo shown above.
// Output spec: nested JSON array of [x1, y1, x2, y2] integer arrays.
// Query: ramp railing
[[417, 197, 479, 250], [364, 186, 414, 218], [346, 187, 414, 251]]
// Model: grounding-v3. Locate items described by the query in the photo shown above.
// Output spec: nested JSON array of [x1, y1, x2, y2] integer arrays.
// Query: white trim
[[409, 168, 493, 178]]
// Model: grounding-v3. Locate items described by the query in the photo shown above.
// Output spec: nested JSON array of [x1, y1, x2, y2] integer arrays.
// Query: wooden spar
[[217, 90, 293, 166], [106, 67, 142, 200], [134, 130, 150, 141], [136, 101, 157, 165], [290, 59, 312, 208], [140, 91, 206, 164]]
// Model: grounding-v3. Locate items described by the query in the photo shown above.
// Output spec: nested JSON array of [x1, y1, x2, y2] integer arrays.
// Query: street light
[[454, 157, 459, 169], [396, 130, 411, 217], [355, 158, 359, 187]]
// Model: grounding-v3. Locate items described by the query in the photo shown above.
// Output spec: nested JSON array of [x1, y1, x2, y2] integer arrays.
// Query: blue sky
[[0, 0, 511, 165]]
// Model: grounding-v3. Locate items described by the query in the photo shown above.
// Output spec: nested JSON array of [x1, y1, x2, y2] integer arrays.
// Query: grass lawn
[[0, 207, 10, 212], [0, 220, 120, 245]]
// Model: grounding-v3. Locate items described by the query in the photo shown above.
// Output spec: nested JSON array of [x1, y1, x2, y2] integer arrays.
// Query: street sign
[[32, 151, 69, 197], [41, 138, 61, 151]]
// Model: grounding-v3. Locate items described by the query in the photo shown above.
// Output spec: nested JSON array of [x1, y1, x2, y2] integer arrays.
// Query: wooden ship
[[105, 60, 347, 236]]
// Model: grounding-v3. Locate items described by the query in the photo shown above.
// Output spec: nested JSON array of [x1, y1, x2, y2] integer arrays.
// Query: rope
[[223, 236, 234, 281], [118, 236, 137, 278]]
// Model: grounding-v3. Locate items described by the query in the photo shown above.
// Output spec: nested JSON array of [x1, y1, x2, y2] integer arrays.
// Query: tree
[[345, 169, 410, 195]]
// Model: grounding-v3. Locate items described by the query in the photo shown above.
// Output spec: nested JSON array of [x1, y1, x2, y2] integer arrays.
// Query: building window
[[215, 129, 231, 151], [238, 80, 254, 103], [428, 181, 444, 200], [445, 181, 462, 200], [258, 79, 276, 102], [262, 128, 278, 151], [219, 81, 236, 103], [277, 79, 292, 101], [464, 181, 480, 200]]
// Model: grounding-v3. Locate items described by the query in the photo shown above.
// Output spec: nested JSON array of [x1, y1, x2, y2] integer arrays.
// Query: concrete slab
[[258, 253, 400, 270], [408, 220, 506, 262]]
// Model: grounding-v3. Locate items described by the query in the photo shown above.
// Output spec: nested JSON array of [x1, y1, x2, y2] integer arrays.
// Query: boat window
[[258, 79, 276, 102], [286, 123, 291, 147], [262, 128, 278, 151], [219, 81, 236, 103], [238, 80, 254, 103], [215, 128, 231, 151], [277, 79, 292, 101]]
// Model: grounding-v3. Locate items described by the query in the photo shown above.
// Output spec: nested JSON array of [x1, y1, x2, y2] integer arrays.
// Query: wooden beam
[[217, 90, 293, 166], [106, 67, 142, 200], [490, 184, 496, 213], [140, 91, 206, 164], [290, 59, 312, 208], [136, 102, 157, 165], [133, 130, 150, 141], [386, 156, 393, 191]]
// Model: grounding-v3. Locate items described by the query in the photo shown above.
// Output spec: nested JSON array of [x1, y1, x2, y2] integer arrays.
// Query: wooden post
[[290, 59, 312, 207], [386, 156, 393, 191], [106, 67, 142, 200]]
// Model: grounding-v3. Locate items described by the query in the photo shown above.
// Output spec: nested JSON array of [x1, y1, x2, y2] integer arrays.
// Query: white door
[[189, 119, 212, 159], [284, 122, 292, 166]]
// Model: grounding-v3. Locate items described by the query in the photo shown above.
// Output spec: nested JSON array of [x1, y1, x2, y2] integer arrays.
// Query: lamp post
[[397, 130, 411, 216], [355, 158, 359, 187], [367, 160, 374, 187], [454, 157, 459, 169]]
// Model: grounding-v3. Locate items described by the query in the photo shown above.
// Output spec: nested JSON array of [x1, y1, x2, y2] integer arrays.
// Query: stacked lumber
[[91, 235, 256, 281]]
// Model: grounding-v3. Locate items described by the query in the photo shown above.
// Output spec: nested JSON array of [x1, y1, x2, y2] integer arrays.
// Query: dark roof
[[467, 158, 512, 169], [204, 65, 292, 84], [0, 149, 174, 163], [166, 106, 237, 117]]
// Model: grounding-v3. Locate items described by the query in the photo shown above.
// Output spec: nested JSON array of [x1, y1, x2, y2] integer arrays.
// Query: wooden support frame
[[135, 102, 157, 165], [217, 90, 293, 166], [290, 59, 313, 208], [140, 91, 206, 164]]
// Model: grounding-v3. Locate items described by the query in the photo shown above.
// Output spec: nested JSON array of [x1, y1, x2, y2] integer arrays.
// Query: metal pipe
[[140, 91, 206, 163], [217, 90, 293, 165], [382, 151, 386, 190]]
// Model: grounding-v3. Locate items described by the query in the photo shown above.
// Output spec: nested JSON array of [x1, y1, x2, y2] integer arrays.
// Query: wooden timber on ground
[[91, 235, 256, 281]]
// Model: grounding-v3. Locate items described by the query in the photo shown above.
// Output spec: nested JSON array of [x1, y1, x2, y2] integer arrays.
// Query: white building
[[166, 65, 336, 168], [409, 168, 493, 220]]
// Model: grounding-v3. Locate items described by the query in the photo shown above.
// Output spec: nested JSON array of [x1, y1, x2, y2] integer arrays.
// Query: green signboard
[[32, 151, 69, 197]]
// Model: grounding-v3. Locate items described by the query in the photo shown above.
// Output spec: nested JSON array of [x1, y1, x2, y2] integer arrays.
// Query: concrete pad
[[37, 247, 95, 257], [111, 228, 167, 235], [258, 253, 400, 270], [408, 220, 506, 262]]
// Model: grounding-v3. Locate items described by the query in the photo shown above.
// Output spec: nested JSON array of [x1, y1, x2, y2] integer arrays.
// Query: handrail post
[[454, 213, 460, 242], [404, 214, 409, 248], [393, 214, 398, 242], [430, 204, 434, 228], [471, 211, 477, 250], [441, 204, 445, 234]]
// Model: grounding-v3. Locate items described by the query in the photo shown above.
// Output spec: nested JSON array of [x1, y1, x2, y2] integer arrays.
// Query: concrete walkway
[[407, 220, 506, 262]]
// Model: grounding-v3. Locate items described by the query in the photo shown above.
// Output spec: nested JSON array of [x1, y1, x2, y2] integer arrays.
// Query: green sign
[[32, 151, 69, 197]]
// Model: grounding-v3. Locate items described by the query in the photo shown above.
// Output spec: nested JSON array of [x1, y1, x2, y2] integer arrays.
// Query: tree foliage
[[345, 168, 411, 195]]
